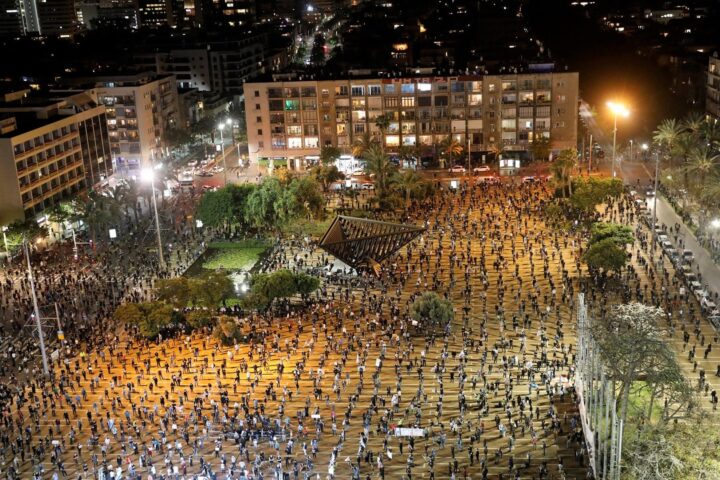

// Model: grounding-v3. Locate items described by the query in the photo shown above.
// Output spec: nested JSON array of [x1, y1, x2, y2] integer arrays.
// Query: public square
[[1, 157, 720, 480]]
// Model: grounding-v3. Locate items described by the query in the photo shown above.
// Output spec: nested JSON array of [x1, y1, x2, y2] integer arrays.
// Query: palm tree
[[374, 113, 392, 151], [440, 135, 464, 167], [653, 119, 683, 159], [701, 172, 720, 208], [394, 169, 423, 209], [683, 146, 720, 192], [364, 144, 397, 196], [351, 132, 374, 158], [47, 201, 74, 239], [681, 112, 705, 137], [110, 182, 139, 224]]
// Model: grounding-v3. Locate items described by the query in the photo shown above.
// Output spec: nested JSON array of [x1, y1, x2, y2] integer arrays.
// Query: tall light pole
[[2, 226, 9, 264], [24, 242, 49, 375], [651, 151, 660, 257], [141, 168, 166, 269], [607, 101, 630, 178], [217, 122, 230, 185]]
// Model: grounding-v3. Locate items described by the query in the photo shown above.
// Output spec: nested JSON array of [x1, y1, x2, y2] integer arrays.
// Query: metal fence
[[575, 293, 624, 479]]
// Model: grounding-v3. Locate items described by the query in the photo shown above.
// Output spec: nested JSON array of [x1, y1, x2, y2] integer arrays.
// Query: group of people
[[0, 171, 715, 480]]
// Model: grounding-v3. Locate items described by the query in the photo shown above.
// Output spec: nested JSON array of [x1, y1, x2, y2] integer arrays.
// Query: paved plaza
[[1, 176, 719, 480]]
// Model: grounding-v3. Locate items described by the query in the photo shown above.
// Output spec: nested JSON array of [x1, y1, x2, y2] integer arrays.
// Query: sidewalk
[[654, 195, 720, 297]]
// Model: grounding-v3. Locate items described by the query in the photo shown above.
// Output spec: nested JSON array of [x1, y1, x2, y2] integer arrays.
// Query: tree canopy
[[411, 292, 454, 331]]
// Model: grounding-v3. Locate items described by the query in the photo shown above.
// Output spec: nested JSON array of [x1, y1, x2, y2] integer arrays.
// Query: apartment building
[[0, 89, 112, 224], [244, 72, 579, 164], [60, 72, 180, 172], [707, 55, 720, 119], [133, 38, 267, 93]]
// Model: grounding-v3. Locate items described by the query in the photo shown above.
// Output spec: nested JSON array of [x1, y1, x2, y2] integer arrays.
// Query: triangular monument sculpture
[[318, 216, 425, 270]]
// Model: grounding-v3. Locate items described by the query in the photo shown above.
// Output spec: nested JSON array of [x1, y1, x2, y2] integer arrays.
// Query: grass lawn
[[202, 239, 270, 271], [281, 217, 334, 239]]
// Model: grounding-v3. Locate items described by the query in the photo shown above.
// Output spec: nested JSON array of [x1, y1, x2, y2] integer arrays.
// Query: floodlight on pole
[[216, 123, 229, 185], [141, 167, 166, 268], [607, 101, 630, 178]]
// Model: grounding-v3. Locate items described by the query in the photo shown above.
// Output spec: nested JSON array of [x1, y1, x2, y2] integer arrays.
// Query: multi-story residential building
[[37, 0, 78, 35], [0, 89, 112, 224], [707, 55, 720, 119], [59, 72, 180, 172], [244, 72, 578, 165], [138, 0, 173, 27], [133, 37, 268, 93]]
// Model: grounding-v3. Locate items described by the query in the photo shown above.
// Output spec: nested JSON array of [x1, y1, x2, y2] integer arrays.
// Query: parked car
[[473, 165, 491, 173], [360, 182, 374, 190], [449, 165, 466, 173], [196, 171, 213, 177], [682, 250, 694, 263], [522, 176, 537, 184], [352, 169, 366, 177]]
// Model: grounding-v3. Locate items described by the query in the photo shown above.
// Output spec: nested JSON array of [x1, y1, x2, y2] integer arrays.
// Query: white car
[[449, 165, 466, 173], [473, 165, 491, 173], [360, 182, 374, 190], [352, 169, 366, 177]]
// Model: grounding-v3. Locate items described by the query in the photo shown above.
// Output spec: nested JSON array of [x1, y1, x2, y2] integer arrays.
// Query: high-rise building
[[0, 89, 112, 224], [133, 37, 269, 93], [37, 0, 78, 35], [138, 0, 172, 26], [243, 72, 579, 165], [58, 72, 180, 173], [707, 54, 720, 119], [0, 0, 25, 36]]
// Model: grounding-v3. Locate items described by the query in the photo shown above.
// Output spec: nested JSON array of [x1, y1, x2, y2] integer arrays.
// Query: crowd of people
[[0, 172, 715, 480]]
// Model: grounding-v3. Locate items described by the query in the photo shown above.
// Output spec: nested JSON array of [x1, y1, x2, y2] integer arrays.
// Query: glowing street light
[[141, 167, 166, 268], [607, 101, 630, 178], [216, 121, 231, 185]]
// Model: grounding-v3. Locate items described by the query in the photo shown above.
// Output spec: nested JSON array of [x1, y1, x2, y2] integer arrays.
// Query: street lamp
[[217, 123, 230, 185], [607, 101, 630, 178], [141, 168, 166, 269], [1, 226, 9, 264]]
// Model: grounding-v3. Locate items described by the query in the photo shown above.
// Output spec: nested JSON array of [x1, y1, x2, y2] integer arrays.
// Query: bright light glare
[[226, 118, 233, 125], [641, 143, 649, 150], [217, 124, 225, 130], [607, 101, 630, 118], [140, 168, 155, 182], [712, 218, 720, 229]]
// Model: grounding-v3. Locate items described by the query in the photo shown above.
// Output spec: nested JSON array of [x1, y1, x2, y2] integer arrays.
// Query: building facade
[[133, 37, 267, 93], [707, 55, 720, 119], [61, 72, 180, 172], [244, 72, 579, 164], [0, 90, 112, 224]]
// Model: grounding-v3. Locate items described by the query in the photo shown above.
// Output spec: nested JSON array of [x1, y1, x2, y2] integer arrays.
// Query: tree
[[364, 144, 397, 197], [374, 113, 392, 149], [589, 222, 633, 246], [47, 201, 75, 237], [213, 315, 243, 346], [549, 148, 578, 197], [5, 217, 47, 245], [569, 177, 624, 214], [411, 292, 454, 331], [440, 135, 463, 164], [288, 177, 325, 219], [582, 237, 628, 272], [293, 272, 320, 299], [653, 118, 683, 159], [245, 269, 320, 309], [310, 33, 326, 65], [245, 177, 285, 230], [320, 145, 342, 165], [189, 271, 234, 307], [155, 277, 191, 308], [393, 169, 424, 209], [186, 309, 213, 329], [165, 127, 193, 150], [310, 164, 344, 192], [196, 187, 235, 228], [591, 303, 674, 424], [529, 136, 551, 162], [352, 132, 374, 158], [113, 301, 174, 339], [683, 146, 720, 191], [77, 191, 121, 244]]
